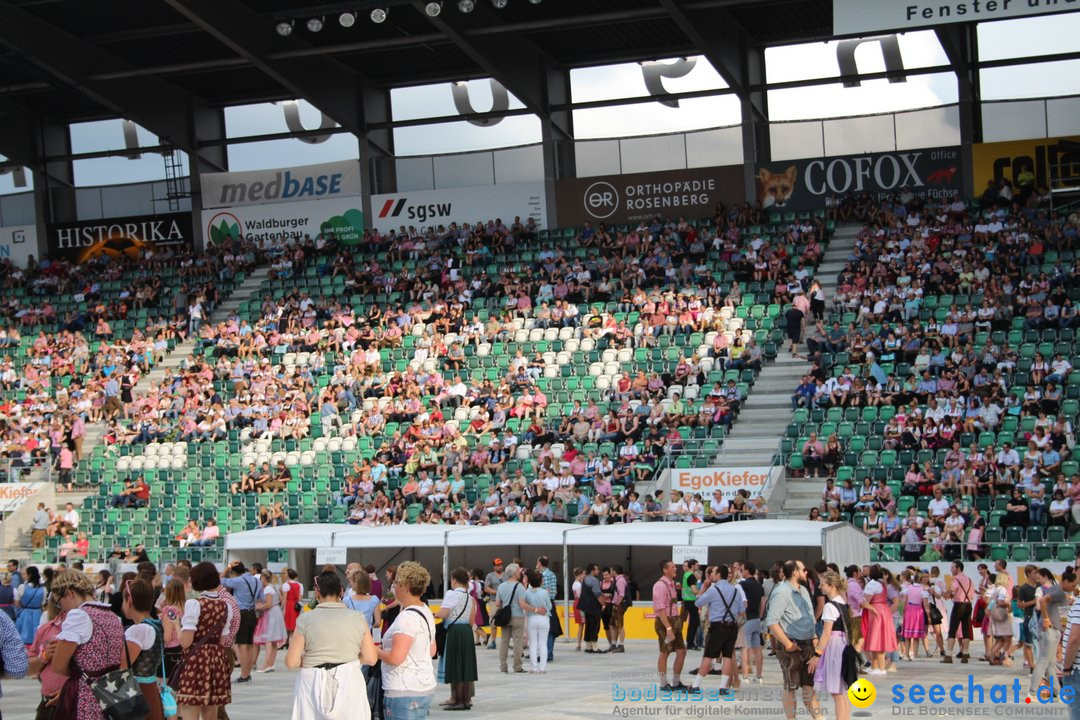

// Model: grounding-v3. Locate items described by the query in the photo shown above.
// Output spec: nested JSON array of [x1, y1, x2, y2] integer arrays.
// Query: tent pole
[[443, 533, 450, 596], [562, 530, 570, 641]]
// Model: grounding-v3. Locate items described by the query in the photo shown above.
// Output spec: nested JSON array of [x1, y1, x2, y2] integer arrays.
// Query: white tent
[[689, 520, 869, 569], [225, 523, 337, 550]]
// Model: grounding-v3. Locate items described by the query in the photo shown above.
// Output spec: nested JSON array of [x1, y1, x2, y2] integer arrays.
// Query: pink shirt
[[651, 577, 678, 618]]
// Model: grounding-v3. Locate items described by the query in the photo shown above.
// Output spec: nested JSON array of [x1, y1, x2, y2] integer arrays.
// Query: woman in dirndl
[[286, 570, 377, 720], [858, 564, 897, 674], [254, 569, 287, 672], [176, 562, 233, 720], [16, 566, 46, 645], [900, 571, 930, 661], [810, 570, 851, 720], [436, 567, 478, 711]]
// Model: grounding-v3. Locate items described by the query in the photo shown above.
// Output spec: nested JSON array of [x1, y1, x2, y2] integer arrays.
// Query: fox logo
[[927, 167, 957, 185], [756, 166, 797, 209]]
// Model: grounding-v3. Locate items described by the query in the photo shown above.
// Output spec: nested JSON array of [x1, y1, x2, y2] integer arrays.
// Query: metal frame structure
[[0, 0, 1076, 231]]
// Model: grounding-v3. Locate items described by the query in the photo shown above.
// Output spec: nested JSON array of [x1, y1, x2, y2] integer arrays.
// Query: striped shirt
[[540, 568, 558, 599], [1060, 596, 1080, 673], [0, 611, 28, 697]]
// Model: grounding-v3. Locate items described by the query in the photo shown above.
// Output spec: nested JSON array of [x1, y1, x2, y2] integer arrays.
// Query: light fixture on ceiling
[[491, 0, 508, 7], [339, 11, 356, 27], [275, 20, 294, 36], [527, 0, 540, 3], [425, 1, 443, 16], [457, 0, 475, 12], [370, 8, 388, 23], [306, 16, 325, 32]]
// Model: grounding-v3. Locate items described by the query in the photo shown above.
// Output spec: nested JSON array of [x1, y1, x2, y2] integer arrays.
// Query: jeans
[[383, 694, 434, 720], [527, 615, 550, 672], [1030, 627, 1060, 693], [546, 629, 556, 662], [1063, 669, 1080, 720]]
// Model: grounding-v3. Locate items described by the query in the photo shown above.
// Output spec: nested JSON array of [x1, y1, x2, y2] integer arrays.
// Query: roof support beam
[[937, 25, 981, 197], [162, 0, 392, 157], [0, 0, 226, 172]]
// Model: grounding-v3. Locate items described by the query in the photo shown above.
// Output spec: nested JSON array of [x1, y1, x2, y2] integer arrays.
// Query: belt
[[316, 662, 345, 670]]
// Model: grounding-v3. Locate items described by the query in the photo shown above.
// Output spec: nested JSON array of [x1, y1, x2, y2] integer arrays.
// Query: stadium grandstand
[[0, 0, 1077, 573]]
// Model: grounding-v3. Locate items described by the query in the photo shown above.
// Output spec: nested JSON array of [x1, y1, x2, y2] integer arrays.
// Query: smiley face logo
[[848, 678, 877, 708]]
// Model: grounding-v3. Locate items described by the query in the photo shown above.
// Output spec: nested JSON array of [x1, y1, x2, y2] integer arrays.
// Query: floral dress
[[175, 594, 232, 707]]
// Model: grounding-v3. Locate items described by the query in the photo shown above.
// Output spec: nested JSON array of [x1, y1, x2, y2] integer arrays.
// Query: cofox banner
[[369, 182, 546, 234], [834, 0, 1080, 35], [201, 160, 362, 210], [662, 466, 775, 500], [46, 212, 194, 264], [755, 146, 963, 212], [202, 196, 365, 248], [554, 165, 743, 227], [0, 224, 39, 267]]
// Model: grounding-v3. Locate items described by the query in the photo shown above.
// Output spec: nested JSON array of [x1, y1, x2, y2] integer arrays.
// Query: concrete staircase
[[718, 349, 807, 468], [780, 224, 859, 516]]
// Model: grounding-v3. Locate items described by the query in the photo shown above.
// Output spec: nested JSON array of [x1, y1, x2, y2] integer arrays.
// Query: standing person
[[160, 579, 186, 682], [253, 570, 287, 672], [740, 562, 766, 684], [986, 574, 1013, 666], [652, 561, 687, 691], [537, 557, 559, 663], [15, 565, 45, 645], [843, 566, 864, 658], [764, 560, 821, 720], [122, 578, 165, 720], [377, 561, 437, 720], [577, 563, 605, 655], [176, 562, 233, 720], [1060, 575, 1080, 720], [0, 606, 28, 708], [1016, 566, 1039, 672], [572, 567, 585, 652], [45, 567, 125, 720], [689, 565, 744, 696], [483, 559, 504, 651], [30, 503, 50, 549], [281, 569, 302, 648], [808, 570, 851, 720], [344, 568, 382, 629], [285, 570, 377, 720], [942, 560, 974, 664], [435, 567, 478, 710], [1030, 567, 1074, 701], [495, 563, 527, 672], [680, 560, 702, 651], [468, 569, 490, 647], [610, 565, 628, 654], [900, 571, 930, 661], [521, 569, 552, 674], [221, 561, 260, 683], [858, 565, 896, 675], [28, 592, 65, 720]]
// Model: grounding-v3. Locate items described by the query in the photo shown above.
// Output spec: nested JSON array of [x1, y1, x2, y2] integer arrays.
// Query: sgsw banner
[[369, 182, 546, 234], [200, 160, 362, 210]]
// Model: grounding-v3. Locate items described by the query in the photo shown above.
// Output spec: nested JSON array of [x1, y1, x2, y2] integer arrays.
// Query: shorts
[[655, 616, 686, 654], [848, 614, 862, 645], [776, 639, 816, 690], [1019, 619, 1034, 645], [948, 602, 972, 640], [743, 618, 763, 648], [611, 604, 626, 633], [704, 621, 739, 660], [235, 609, 257, 645]]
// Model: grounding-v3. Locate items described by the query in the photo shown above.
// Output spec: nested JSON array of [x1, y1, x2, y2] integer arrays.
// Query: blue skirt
[[15, 607, 41, 645]]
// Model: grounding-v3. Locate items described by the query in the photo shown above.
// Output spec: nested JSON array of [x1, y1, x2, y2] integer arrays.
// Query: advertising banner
[[0, 482, 46, 513], [663, 466, 774, 500], [971, 136, 1080, 195], [834, 0, 1080, 35], [201, 196, 365, 247], [755, 146, 963, 212], [0, 224, 39, 267], [200, 160, 362, 210], [554, 165, 743, 227], [46, 212, 194, 264], [369, 182, 546, 234]]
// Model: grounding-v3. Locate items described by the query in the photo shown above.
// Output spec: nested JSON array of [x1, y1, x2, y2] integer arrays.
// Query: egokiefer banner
[[46, 212, 194, 264], [369, 182, 546, 234], [202, 196, 364, 247], [200, 160, 361, 210], [755, 146, 963, 212], [554, 165, 743, 227], [662, 466, 776, 500], [971, 136, 1080, 195], [0, 224, 39, 267]]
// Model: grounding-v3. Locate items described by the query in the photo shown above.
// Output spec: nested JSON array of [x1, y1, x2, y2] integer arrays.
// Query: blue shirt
[[496, 580, 526, 618], [0, 611, 28, 697], [223, 574, 262, 611], [763, 581, 816, 641], [695, 580, 745, 623]]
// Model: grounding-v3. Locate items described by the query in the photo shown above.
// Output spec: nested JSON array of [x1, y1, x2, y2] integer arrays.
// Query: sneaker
[[867, 669, 887, 676], [235, 676, 252, 684], [611, 646, 625, 653], [660, 684, 674, 692], [755, 677, 764, 684], [687, 687, 702, 695], [960, 655, 969, 664], [940, 656, 953, 664]]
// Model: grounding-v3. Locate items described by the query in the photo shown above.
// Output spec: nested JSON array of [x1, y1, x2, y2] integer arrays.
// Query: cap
[[493, 557, 503, 566]]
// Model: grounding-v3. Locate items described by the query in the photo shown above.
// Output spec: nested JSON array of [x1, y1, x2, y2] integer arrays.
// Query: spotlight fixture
[[338, 11, 356, 27], [306, 16, 324, 32], [457, 0, 475, 12], [528, 0, 541, 3], [275, 20, 294, 36], [370, 7, 388, 23], [491, 0, 508, 7], [425, 1, 442, 16]]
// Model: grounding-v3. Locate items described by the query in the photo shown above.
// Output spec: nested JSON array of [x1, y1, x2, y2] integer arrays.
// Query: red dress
[[283, 580, 301, 632], [175, 594, 232, 707], [861, 588, 898, 653]]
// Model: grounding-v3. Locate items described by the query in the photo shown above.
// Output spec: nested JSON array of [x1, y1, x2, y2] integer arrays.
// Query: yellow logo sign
[[848, 678, 877, 709]]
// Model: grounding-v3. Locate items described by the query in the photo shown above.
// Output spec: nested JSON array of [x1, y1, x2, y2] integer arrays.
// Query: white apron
[[292, 659, 370, 720]]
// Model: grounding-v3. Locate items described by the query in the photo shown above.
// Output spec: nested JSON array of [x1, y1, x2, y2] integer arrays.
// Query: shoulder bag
[[155, 621, 178, 719], [493, 585, 518, 628], [828, 600, 860, 688], [88, 632, 150, 720]]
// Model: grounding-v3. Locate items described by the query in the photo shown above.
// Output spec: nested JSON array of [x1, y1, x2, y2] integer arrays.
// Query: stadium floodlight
[[275, 21, 294, 36], [425, 2, 443, 16], [370, 8, 388, 23], [458, 0, 475, 12], [491, 0, 508, 7], [306, 16, 324, 32], [339, 12, 356, 27], [527, 0, 540, 3]]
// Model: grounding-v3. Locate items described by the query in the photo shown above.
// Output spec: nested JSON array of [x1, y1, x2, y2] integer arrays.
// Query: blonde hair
[[394, 561, 430, 597], [995, 573, 1011, 588], [819, 570, 843, 593], [51, 567, 95, 599]]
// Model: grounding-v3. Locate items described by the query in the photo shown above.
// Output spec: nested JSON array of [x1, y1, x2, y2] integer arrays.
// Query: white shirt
[[56, 601, 114, 644], [863, 579, 884, 598], [381, 604, 437, 696], [125, 622, 158, 650], [180, 592, 235, 637], [821, 596, 847, 624], [63, 510, 79, 529], [927, 497, 950, 517]]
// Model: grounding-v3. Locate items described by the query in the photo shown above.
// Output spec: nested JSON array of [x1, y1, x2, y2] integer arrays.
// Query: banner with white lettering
[[370, 182, 546, 234], [201, 196, 365, 248], [0, 224, 39, 267], [755, 146, 963, 213], [662, 466, 775, 500], [46, 212, 194, 264], [0, 482, 46, 513], [201, 160, 362, 210], [835, 0, 1080, 35]]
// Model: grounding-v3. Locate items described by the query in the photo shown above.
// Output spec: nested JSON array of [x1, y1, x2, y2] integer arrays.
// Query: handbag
[[87, 635, 150, 720], [493, 585, 518, 628], [830, 601, 860, 688], [989, 602, 1009, 623], [159, 631, 178, 719], [549, 601, 564, 638], [972, 596, 987, 625], [926, 603, 943, 626]]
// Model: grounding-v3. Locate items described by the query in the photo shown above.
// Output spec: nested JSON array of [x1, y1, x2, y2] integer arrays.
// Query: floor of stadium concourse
[[3, 641, 1062, 720]]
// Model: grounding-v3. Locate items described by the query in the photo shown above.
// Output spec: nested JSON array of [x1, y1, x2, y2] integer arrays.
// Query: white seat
[[117, 456, 131, 471], [412, 322, 426, 336], [543, 365, 559, 378], [603, 361, 621, 376], [556, 352, 571, 366], [588, 362, 604, 376], [601, 349, 617, 363], [543, 328, 558, 341], [130, 457, 145, 471], [341, 436, 357, 452], [563, 338, 579, 353], [596, 375, 611, 390], [327, 437, 343, 452], [616, 349, 632, 363], [558, 327, 574, 340], [579, 338, 595, 352], [144, 444, 159, 458], [514, 329, 530, 343], [515, 446, 532, 459], [313, 437, 329, 452], [667, 385, 683, 398], [529, 329, 543, 342], [300, 451, 316, 466], [542, 351, 557, 365], [476, 344, 491, 357], [684, 385, 700, 400]]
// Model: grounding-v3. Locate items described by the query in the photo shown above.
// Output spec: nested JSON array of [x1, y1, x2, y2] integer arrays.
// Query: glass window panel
[[1047, 98, 1080, 138], [571, 56, 727, 104], [391, 80, 527, 122], [980, 60, 1080, 101], [982, 100, 1047, 142], [227, 135, 358, 172], [393, 116, 541, 156], [894, 106, 961, 150], [978, 14, 1080, 61], [684, 127, 744, 168], [574, 140, 622, 178], [822, 114, 896, 156], [765, 32, 949, 84], [573, 96, 740, 140], [770, 121, 825, 161], [768, 73, 957, 121], [618, 134, 688, 174]]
